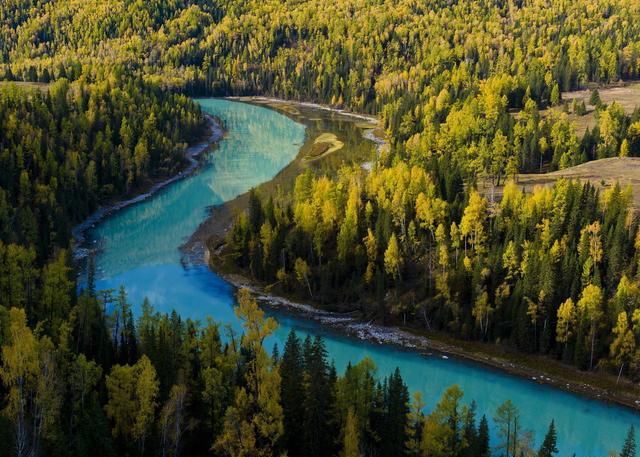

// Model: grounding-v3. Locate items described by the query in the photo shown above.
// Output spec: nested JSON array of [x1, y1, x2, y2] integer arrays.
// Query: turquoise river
[[85, 98, 640, 456]]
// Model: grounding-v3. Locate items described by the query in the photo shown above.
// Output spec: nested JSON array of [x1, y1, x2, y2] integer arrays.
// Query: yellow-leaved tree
[[384, 233, 403, 283], [105, 355, 159, 455], [555, 298, 576, 351], [610, 312, 636, 384], [0, 308, 61, 457], [215, 289, 283, 457], [341, 408, 362, 457], [577, 284, 604, 370]]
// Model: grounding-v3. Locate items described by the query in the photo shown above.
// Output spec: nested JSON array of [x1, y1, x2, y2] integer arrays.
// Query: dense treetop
[[0, 78, 203, 259]]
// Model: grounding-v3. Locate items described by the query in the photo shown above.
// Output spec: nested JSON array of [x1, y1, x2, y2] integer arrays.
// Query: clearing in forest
[[482, 157, 640, 210], [542, 81, 640, 136], [0, 80, 50, 92]]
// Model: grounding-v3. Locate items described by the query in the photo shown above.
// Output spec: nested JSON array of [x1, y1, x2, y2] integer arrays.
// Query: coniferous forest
[[1, 0, 640, 456]]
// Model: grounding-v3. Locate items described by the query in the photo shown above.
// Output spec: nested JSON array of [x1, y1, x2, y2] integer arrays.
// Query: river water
[[85, 98, 640, 456]]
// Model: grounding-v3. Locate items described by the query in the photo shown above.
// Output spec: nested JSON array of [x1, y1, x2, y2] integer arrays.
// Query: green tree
[[620, 426, 636, 457], [0, 308, 61, 457], [105, 355, 159, 455], [159, 384, 188, 457], [280, 330, 305, 457], [40, 250, 73, 337], [303, 336, 338, 457], [577, 284, 604, 370], [494, 400, 520, 457], [590, 89, 602, 108], [610, 312, 636, 383], [477, 415, 490, 457], [537, 420, 558, 457], [420, 385, 465, 457]]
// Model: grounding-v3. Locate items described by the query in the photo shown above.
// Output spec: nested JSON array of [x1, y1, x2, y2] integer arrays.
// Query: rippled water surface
[[87, 99, 640, 456]]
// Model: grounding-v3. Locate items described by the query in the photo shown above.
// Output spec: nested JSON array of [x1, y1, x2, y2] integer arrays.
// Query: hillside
[[480, 157, 640, 209], [536, 81, 640, 137]]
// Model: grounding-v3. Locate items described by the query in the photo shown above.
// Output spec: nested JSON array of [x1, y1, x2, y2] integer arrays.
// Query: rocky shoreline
[[218, 270, 640, 413], [72, 114, 224, 260]]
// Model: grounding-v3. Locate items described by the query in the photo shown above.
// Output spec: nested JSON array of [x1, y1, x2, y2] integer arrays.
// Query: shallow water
[[87, 98, 640, 456]]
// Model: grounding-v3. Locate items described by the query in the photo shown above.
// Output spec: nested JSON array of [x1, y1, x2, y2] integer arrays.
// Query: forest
[[9, 281, 625, 457], [2, 0, 640, 455]]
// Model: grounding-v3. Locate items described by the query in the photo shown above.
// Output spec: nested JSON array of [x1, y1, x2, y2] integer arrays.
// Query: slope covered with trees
[[5, 0, 640, 170], [3, 284, 635, 457], [0, 78, 203, 259], [2, 0, 640, 455], [226, 162, 640, 377]]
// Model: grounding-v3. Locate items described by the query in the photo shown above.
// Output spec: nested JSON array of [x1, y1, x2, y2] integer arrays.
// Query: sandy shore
[[72, 115, 224, 260], [227, 96, 379, 123], [230, 96, 389, 157]]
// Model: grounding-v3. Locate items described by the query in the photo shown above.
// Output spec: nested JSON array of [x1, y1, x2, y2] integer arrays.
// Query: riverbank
[[181, 97, 386, 261], [73, 114, 224, 260], [230, 96, 389, 157], [217, 269, 640, 413], [193, 99, 640, 413]]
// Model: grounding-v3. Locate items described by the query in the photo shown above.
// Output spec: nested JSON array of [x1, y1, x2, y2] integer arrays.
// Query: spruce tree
[[477, 415, 490, 457], [303, 336, 338, 457], [538, 420, 558, 457], [382, 368, 410, 456], [621, 426, 637, 457], [280, 331, 306, 457], [590, 89, 602, 108]]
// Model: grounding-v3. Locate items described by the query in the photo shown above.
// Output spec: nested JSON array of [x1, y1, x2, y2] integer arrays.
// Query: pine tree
[[537, 420, 558, 457], [620, 426, 636, 457], [280, 331, 306, 457], [383, 368, 410, 456], [303, 336, 338, 457], [477, 415, 490, 457], [590, 89, 602, 108]]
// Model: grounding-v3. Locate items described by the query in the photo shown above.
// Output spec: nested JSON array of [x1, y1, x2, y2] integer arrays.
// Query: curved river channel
[[84, 98, 640, 456]]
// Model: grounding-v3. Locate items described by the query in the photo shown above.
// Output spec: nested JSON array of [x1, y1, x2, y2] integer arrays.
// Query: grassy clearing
[[538, 81, 640, 136], [480, 157, 640, 209], [0, 80, 50, 92], [519, 157, 640, 208]]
